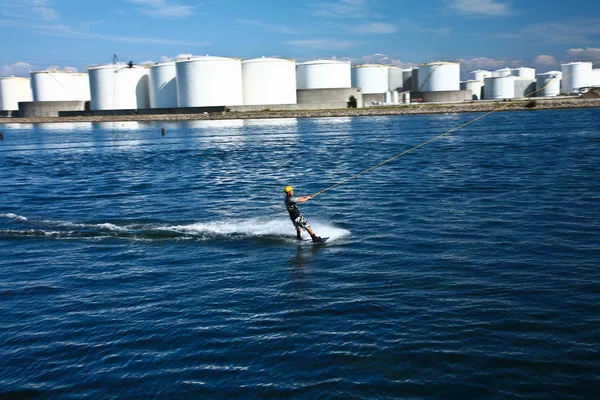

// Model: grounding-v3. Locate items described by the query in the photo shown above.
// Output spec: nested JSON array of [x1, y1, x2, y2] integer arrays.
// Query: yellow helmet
[[284, 185, 294, 193]]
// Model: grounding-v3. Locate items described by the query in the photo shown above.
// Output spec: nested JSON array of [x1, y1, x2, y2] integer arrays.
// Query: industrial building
[[2, 54, 599, 118]]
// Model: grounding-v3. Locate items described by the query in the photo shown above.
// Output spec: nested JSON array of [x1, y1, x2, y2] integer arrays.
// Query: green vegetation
[[525, 99, 538, 108]]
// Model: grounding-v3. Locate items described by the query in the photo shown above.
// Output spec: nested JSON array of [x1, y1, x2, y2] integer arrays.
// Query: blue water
[[1, 109, 599, 399]]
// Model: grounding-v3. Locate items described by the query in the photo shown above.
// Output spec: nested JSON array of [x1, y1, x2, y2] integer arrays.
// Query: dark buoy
[[0, 132, 4, 141], [161, 127, 166, 136]]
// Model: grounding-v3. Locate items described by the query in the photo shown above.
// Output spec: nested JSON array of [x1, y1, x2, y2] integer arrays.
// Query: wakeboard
[[305, 237, 329, 244]]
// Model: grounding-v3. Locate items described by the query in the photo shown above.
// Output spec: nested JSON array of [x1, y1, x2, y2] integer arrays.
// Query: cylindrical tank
[[592, 69, 600, 87], [536, 72, 561, 97], [511, 67, 535, 80], [402, 68, 413, 92], [417, 62, 460, 92], [484, 76, 515, 99], [514, 78, 536, 98], [242, 57, 296, 106], [30, 70, 90, 102], [402, 91, 410, 104], [392, 91, 399, 103], [411, 68, 419, 92], [352, 64, 389, 94], [296, 60, 351, 89], [470, 69, 491, 81], [0, 77, 33, 111], [561, 62, 593, 93], [88, 64, 150, 110], [388, 66, 404, 91], [148, 62, 177, 108], [460, 80, 484, 100], [176, 56, 243, 107], [493, 67, 513, 77]]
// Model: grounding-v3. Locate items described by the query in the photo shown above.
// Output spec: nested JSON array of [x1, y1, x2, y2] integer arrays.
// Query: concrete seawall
[[2, 98, 600, 125]]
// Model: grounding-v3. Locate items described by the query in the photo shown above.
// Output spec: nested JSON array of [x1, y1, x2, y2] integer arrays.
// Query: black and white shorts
[[293, 215, 310, 229]]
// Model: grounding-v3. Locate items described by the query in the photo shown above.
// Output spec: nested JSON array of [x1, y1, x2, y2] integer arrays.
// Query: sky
[[0, 0, 599, 79]]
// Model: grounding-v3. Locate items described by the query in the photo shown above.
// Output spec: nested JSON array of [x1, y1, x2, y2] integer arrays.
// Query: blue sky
[[1, 0, 599, 79]]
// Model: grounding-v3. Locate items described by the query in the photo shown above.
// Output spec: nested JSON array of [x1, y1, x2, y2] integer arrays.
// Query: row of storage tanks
[[1, 59, 599, 111], [461, 62, 599, 100]]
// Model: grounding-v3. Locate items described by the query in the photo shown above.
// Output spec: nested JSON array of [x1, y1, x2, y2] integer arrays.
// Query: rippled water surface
[[1, 109, 599, 399]]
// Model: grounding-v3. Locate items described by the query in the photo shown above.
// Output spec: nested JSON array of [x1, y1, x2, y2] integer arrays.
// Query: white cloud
[[311, 0, 368, 18], [285, 38, 357, 50], [1, 62, 32, 76], [566, 47, 600, 61], [1, 0, 59, 21], [235, 18, 300, 35], [447, 0, 511, 16], [0, 18, 208, 46], [354, 53, 406, 67], [354, 22, 397, 34], [534, 55, 557, 65], [126, 0, 194, 18]]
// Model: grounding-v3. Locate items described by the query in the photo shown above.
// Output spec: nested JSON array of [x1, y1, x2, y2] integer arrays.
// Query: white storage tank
[[352, 64, 390, 94], [148, 62, 177, 108], [470, 69, 491, 81], [536, 72, 561, 97], [484, 76, 515, 99], [30, 70, 90, 102], [561, 62, 593, 93], [242, 57, 296, 106], [493, 67, 513, 77], [417, 62, 460, 92], [402, 68, 413, 92], [176, 56, 243, 107], [514, 78, 536, 98], [388, 66, 404, 91], [88, 64, 150, 110], [591, 69, 600, 87], [0, 77, 33, 111], [460, 80, 484, 100], [511, 67, 535, 80], [296, 60, 351, 90]]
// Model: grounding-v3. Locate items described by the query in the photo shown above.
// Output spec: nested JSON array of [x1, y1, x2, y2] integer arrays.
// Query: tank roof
[[242, 57, 295, 63], [419, 61, 459, 66], [0, 76, 30, 80], [352, 63, 390, 68], [297, 59, 350, 65], [176, 55, 241, 62]]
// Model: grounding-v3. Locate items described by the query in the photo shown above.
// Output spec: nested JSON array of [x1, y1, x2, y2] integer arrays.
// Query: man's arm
[[297, 195, 312, 203]]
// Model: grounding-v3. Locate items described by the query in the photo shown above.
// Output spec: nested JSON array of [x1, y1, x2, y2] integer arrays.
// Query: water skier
[[284, 186, 323, 242]]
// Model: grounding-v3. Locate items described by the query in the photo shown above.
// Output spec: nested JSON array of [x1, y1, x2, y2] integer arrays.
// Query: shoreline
[[2, 98, 600, 125]]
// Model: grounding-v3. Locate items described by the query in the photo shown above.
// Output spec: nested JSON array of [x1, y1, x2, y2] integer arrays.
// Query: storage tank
[[536, 72, 561, 97], [176, 56, 243, 107], [493, 67, 513, 77], [561, 62, 593, 93], [296, 60, 351, 89], [470, 69, 491, 81], [242, 57, 296, 106], [511, 67, 535, 80], [591, 69, 600, 87], [148, 62, 177, 108], [417, 62, 460, 92], [30, 70, 90, 101], [514, 78, 536, 98], [484, 76, 515, 99], [0, 77, 33, 111], [460, 80, 484, 100], [402, 68, 413, 92], [352, 64, 389, 94], [388, 66, 404, 91], [88, 64, 150, 110]]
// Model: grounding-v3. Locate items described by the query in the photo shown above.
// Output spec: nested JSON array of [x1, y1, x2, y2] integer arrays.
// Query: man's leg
[[296, 227, 303, 240]]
